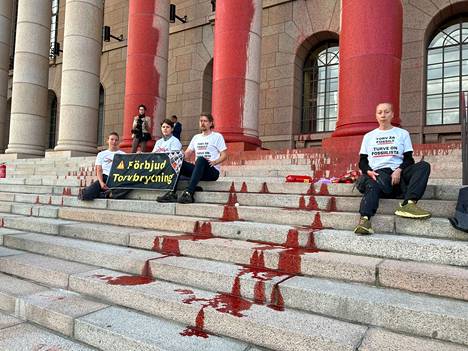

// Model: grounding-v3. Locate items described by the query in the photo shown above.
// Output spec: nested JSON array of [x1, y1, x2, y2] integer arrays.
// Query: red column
[[332, 0, 403, 138], [121, 0, 169, 151], [212, 0, 262, 151]]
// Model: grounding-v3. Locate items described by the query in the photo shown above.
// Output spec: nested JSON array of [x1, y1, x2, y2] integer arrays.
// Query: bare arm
[[209, 150, 227, 167], [95, 165, 109, 191], [184, 148, 194, 159]]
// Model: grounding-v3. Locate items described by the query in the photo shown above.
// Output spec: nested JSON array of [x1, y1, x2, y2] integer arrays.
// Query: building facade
[[0, 0, 466, 156]]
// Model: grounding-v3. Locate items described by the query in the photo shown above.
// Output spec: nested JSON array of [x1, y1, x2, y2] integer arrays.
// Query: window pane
[[462, 76, 468, 91], [444, 93, 459, 109], [427, 94, 442, 110], [463, 45, 468, 59], [430, 32, 446, 48], [427, 79, 442, 94], [428, 48, 443, 64], [327, 92, 338, 106], [462, 60, 468, 75], [444, 77, 459, 92], [328, 77, 338, 92], [327, 65, 338, 79], [318, 67, 326, 80], [427, 64, 442, 80], [444, 60, 460, 77], [444, 46, 460, 62], [444, 109, 460, 123], [317, 93, 326, 105], [426, 110, 442, 125]]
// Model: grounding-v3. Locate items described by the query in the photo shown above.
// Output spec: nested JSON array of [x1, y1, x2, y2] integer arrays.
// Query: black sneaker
[[178, 190, 194, 204], [157, 191, 178, 203]]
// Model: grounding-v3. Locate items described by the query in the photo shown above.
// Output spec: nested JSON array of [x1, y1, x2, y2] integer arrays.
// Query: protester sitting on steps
[[354, 102, 432, 235], [157, 112, 227, 204], [152, 119, 182, 153], [78, 132, 128, 201]]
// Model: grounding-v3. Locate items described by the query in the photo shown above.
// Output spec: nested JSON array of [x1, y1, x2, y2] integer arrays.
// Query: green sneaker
[[353, 216, 374, 235], [394, 200, 432, 219]]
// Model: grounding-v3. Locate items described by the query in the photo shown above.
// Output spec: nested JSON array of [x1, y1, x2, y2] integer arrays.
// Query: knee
[[364, 180, 380, 193], [416, 160, 431, 173]]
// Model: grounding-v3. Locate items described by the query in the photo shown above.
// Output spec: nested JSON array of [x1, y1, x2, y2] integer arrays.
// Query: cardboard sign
[[107, 152, 184, 190]]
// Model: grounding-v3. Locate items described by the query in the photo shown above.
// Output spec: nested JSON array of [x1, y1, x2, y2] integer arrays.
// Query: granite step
[[69, 268, 368, 351]]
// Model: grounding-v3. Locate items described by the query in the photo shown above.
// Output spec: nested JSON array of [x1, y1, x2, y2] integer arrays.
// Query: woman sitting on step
[[354, 102, 431, 235]]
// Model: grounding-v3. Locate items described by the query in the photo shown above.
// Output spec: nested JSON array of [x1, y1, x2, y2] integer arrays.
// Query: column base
[[322, 135, 364, 156], [0, 153, 43, 160], [226, 141, 261, 152], [45, 150, 97, 158], [119, 139, 155, 153]]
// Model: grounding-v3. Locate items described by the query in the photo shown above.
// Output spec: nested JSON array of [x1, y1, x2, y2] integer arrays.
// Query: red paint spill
[[226, 192, 238, 206], [220, 205, 239, 221], [284, 229, 299, 248], [254, 280, 266, 304], [306, 184, 316, 195], [269, 284, 285, 311], [250, 250, 265, 268], [307, 196, 319, 210], [229, 182, 236, 192], [318, 183, 329, 195], [260, 182, 269, 193], [180, 309, 208, 338], [240, 182, 248, 192], [35, 196, 39, 204], [231, 276, 241, 296], [326, 196, 337, 212], [94, 274, 152, 286], [298, 196, 306, 209], [311, 212, 323, 229]]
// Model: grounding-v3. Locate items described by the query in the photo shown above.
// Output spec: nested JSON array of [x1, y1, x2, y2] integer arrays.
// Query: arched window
[[97, 84, 105, 146], [202, 59, 213, 113], [302, 42, 339, 133], [426, 19, 468, 125], [48, 91, 57, 149]]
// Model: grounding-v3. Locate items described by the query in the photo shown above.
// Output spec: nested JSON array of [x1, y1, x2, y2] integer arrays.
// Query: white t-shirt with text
[[95, 149, 125, 176], [152, 135, 182, 153], [188, 131, 227, 171], [359, 127, 413, 171]]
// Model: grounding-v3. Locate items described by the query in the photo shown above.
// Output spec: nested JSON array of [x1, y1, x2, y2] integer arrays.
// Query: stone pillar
[[0, 0, 13, 153], [120, 0, 170, 151], [332, 0, 403, 138], [5, 0, 51, 157], [211, 0, 262, 151], [54, 0, 104, 155]]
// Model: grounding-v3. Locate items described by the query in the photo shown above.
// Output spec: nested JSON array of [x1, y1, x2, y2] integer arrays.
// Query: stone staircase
[[0, 149, 466, 350]]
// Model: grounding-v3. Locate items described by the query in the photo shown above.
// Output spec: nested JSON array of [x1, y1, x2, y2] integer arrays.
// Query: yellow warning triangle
[[116, 161, 125, 170]]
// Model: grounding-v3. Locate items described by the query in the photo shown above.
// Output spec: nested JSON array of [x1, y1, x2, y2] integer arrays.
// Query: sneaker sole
[[394, 210, 432, 219], [353, 227, 374, 235]]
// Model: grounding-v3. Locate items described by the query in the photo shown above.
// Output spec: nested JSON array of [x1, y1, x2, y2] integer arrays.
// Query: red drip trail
[[306, 183, 316, 195], [318, 182, 329, 195], [152, 221, 213, 256], [326, 196, 337, 212], [260, 182, 269, 193], [306, 196, 319, 210], [93, 274, 152, 286], [35, 196, 40, 204], [240, 182, 248, 192], [180, 309, 208, 338], [311, 212, 323, 229], [229, 182, 236, 192]]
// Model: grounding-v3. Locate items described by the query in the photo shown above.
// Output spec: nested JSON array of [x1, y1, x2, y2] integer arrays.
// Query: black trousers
[[177, 157, 220, 193], [79, 174, 130, 201], [359, 161, 431, 218]]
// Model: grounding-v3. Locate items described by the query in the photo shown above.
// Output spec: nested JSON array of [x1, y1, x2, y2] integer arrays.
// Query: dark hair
[[171, 115, 178, 120], [161, 118, 174, 128], [200, 112, 214, 129], [108, 131, 119, 139], [138, 104, 147, 111]]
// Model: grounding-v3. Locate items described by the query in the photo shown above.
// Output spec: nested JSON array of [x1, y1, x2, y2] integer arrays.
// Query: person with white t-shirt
[[152, 119, 182, 153], [157, 113, 227, 204], [78, 132, 126, 201], [354, 103, 431, 235]]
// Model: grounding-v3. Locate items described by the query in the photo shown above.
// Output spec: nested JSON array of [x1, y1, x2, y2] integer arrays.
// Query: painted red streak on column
[[93, 274, 152, 286], [212, 0, 257, 143], [121, 1, 162, 150], [240, 182, 248, 193]]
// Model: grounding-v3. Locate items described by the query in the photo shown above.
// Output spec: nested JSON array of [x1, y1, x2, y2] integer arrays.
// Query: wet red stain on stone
[[226, 192, 238, 206], [180, 309, 209, 338], [260, 182, 269, 193], [269, 284, 285, 311], [240, 182, 248, 192], [94, 274, 152, 286], [220, 205, 239, 221], [326, 196, 337, 212], [311, 212, 323, 229], [318, 183, 329, 195], [229, 182, 236, 192]]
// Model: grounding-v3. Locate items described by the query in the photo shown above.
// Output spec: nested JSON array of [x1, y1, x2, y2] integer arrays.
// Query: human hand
[[366, 170, 379, 181], [208, 159, 217, 167], [99, 181, 109, 190], [391, 168, 402, 185]]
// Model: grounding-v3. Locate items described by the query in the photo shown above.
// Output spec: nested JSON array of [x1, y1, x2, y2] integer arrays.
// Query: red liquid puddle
[[240, 182, 248, 192], [152, 221, 213, 256], [260, 182, 269, 193], [326, 196, 337, 212], [94, 274, 152, 286]]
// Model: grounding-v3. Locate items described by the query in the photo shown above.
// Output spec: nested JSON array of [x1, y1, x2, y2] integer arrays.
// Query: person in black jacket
[[354, 102, 431, 235], [171, 115, 182, 141]]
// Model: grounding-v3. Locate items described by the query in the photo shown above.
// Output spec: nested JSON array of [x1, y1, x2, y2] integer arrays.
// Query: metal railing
[[461, 91, 468, 185]]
